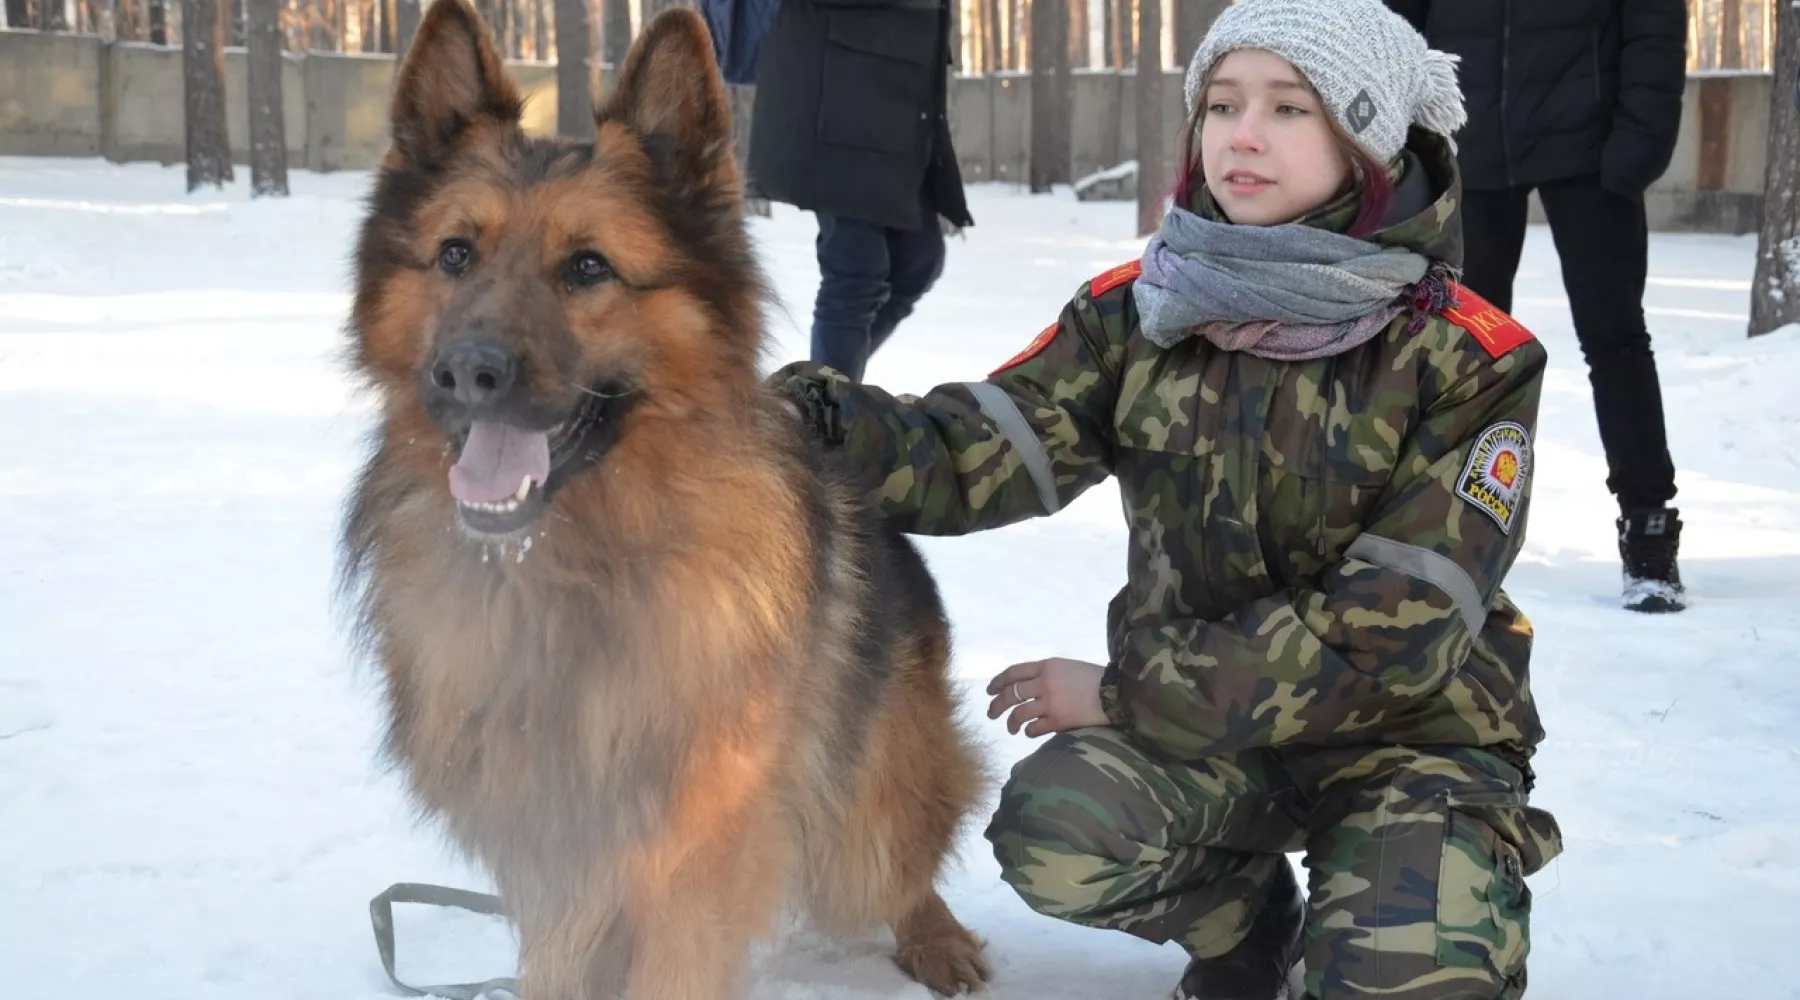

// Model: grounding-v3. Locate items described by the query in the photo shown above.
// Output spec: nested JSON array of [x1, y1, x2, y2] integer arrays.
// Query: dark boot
[[1618, 507, 1687, 613], [1172, 859, 1306, 1000]]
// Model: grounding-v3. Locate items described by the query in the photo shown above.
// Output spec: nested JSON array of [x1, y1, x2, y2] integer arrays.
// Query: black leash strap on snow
[[369, 882, 519, 1000]]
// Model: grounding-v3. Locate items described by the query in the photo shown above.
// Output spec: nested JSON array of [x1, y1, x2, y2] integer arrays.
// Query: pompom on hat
[[1183, 0, 1467, 165]]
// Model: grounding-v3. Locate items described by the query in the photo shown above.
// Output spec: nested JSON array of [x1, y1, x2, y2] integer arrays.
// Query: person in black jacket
[[747, 0, 972, 384], [1387, 0, 1690, 613]]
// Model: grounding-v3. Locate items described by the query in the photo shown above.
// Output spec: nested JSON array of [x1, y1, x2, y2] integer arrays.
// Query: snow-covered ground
[[2, 156, 1797, 999]]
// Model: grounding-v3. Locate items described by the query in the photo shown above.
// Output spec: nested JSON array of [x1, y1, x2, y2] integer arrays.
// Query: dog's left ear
[[602, 8, 738, 195]]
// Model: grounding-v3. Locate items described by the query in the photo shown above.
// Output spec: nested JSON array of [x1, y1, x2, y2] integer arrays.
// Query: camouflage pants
[[985, 728, 1562, 1000]]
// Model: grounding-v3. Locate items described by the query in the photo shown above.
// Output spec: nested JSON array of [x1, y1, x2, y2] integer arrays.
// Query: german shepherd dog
[[337, 2, 991, 996]]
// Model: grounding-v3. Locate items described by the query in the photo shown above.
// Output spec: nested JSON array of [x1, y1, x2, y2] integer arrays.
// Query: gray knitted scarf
[[1133, 205, 1432, 359]]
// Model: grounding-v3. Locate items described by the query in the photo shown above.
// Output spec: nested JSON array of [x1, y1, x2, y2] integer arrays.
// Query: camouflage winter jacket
[[772, 133, 1549, 772]]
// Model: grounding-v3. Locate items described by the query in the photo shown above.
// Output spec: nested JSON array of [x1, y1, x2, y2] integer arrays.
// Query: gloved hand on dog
[[767, 362, 848, 446]]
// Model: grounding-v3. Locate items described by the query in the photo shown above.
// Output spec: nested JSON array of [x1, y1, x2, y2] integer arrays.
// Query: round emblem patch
[[1456, 421, 1532, 535]]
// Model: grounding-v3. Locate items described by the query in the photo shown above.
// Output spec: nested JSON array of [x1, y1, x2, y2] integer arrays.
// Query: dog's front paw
[[892, 928, 991, 996]]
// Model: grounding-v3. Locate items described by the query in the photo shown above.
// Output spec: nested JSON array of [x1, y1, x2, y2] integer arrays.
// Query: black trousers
[[809, 189, 946, 384], [1461, 176, 1677, 512]]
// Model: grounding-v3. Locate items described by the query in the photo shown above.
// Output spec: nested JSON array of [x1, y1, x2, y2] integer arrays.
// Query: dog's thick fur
[[337, 4, 990, 996]]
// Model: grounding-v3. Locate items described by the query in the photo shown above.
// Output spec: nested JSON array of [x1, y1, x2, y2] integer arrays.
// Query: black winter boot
[[1171, 859, 1306, 1000], [1618, 507, 1687, 613]]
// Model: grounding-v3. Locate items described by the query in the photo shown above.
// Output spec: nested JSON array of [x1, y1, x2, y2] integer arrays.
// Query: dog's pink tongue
[[449, 421, 551, 504]]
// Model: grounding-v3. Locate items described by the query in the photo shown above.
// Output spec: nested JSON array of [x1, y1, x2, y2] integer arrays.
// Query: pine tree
[[183, 0, 234, 191], [247, 0, 289, 196], [1749, 0, 1799, 336]]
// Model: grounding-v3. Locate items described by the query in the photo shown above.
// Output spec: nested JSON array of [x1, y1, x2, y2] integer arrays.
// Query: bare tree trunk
[[995, 0, 1006, 72], [982, 0, 999, 72], [1069, 0, 1087, 68], [1133, 0, 1161, 235], [247, 0, 288, 195], [1173, 0, 1222, 72], [1008, 0, 1021, 69], [601, 0, 628, 69], [1720, 0, 1742, 68], [183, 0, 233, 190], [119, 0, 142, 38], [555, 0, 595, 135], [395, 0, 419, 60], [1030, 0, 1071, 191], [1004, 0, 1014, 69], [1749, 0, 1799, 335], [1114, 0, 1132, 66]]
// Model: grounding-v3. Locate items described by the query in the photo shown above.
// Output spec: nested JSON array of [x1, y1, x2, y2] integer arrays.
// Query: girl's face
[[1199, 48, 1352, 226]]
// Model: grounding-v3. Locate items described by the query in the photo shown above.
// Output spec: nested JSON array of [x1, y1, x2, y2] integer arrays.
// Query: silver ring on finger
[[1012, 682, 1024, 703]]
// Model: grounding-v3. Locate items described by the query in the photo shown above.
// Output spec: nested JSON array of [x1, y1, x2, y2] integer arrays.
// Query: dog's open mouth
[[446, 387, 615, 536]]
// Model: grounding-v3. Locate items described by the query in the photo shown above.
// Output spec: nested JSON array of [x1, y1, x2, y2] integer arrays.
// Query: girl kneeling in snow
[[773, 0, 1563, 996]]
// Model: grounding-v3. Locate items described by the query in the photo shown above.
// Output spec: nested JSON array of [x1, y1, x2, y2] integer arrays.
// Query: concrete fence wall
[[1635, 71, 1770, 234], [950, 67, 1189, 184], [0, 29, 104, 157], [0, 28, 1777, 234]]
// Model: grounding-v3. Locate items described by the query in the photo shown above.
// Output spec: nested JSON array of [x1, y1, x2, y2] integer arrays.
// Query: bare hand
[[985, 657, 1109, 738]]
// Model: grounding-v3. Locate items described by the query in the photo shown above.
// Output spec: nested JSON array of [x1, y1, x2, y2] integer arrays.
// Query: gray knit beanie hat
[[1183, 0, 1466, 165]]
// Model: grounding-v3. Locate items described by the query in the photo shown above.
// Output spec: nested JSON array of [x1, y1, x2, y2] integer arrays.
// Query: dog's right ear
[[601, 8, 738, 197], [388, 0, 522, 166]]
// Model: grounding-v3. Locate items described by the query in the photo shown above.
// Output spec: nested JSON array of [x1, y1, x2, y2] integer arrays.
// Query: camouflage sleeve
[[1099, 320, 1549, 760], [767, 279, 1130, 536]]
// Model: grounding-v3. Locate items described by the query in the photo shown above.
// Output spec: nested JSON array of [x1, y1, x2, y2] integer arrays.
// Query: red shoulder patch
[[990, 322, 1060, 377], [1088, 260, 1143, 298], [1442, 281, 1536, 359], [989, 261, 1139, 377]]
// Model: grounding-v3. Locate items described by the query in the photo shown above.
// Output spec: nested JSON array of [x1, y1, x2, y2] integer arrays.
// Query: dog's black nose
[[429, 340, 518, 408]]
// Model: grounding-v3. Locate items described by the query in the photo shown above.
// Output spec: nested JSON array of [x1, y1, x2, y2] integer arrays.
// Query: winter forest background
[[3, 0, 1796, 333], [0, 0, 1785, 77]]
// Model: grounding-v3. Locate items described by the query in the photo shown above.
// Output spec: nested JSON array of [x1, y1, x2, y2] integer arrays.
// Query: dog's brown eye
[[439, 239, 474, 276], [564, 251, 614, 291]]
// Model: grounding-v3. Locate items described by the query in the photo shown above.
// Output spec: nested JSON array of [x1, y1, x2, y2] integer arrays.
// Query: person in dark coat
[[1386, 0, 1691, 613], [746, 0, 972, 383]]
